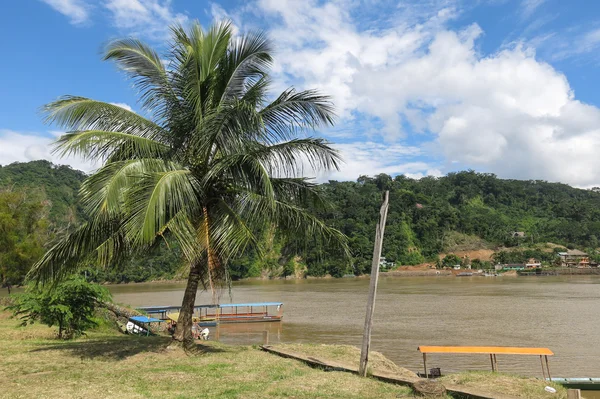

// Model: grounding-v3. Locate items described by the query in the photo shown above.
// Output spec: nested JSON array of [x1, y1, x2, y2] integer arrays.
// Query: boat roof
[[130, 316, 163, 323], [418, 346, 553, 356], [219, 302, 283, 308], [138, 302, 283, 311]]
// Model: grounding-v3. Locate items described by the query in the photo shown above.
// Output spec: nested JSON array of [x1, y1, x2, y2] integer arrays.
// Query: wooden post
[[423, 353, 428, 378], [493, 354, 498, 371], [359, 191, 389, 377], [540, 356, 546, 380], [567, 389, 582, 399], [490, 354, 495, 372], [545, 355, 551, 380], [262, 330, 269, 345]]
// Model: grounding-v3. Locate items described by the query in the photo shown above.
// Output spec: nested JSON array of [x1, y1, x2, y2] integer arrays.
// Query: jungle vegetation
[[3, 161, 600, 285]]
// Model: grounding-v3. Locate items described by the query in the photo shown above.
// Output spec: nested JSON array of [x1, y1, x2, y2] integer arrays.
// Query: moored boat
[[139, 302, 284, 326]]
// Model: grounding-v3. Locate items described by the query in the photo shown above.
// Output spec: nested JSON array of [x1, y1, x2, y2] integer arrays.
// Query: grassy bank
[[0, 311, 414, 399], [0, 310, 568, 398]]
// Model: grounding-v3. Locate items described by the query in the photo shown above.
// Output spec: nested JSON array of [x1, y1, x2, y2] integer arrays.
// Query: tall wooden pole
[[359, 190, 389, 377]]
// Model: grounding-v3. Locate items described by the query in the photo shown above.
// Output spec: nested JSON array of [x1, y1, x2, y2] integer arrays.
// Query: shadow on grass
[[30, 335, 224, 361]]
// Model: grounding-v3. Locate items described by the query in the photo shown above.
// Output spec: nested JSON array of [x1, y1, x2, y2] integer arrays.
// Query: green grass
[[0, 310, 571, 399], [0, 311, 414, 399], [440, 370, 568, 399]]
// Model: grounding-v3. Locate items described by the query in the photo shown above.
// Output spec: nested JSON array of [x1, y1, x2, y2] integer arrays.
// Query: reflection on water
[[108, 275, 600, 380]]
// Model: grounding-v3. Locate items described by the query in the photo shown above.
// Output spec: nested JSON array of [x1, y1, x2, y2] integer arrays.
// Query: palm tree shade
[[28, 21, 348, 344]]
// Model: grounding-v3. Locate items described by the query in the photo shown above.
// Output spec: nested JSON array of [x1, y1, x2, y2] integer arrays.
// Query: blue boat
[[138, 302, 284, 326]]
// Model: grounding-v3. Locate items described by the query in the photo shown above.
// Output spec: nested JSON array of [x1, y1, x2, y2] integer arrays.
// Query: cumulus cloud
[[253, 0, 600, 187], [39, 0, 89, 24], [0, 130, 97, 173], [109, 102, 134, 112], [319, 142, 441, 182], [104, 0, 188, 38]]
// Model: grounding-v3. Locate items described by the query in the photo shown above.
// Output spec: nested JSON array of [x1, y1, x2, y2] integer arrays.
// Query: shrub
[[7, 276, 111, 339]]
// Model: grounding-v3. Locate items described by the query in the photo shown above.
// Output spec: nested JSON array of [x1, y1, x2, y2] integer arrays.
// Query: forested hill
[[0, 160, 86, 225], [2, 161, 600, 282], [306, 172, 600, 275]]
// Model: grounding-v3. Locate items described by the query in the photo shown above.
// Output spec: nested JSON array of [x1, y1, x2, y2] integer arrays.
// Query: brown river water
[[108, 275, 600, 380]]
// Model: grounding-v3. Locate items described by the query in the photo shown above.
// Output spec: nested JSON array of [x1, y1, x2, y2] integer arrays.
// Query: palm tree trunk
[[173, 261, 201, 344]]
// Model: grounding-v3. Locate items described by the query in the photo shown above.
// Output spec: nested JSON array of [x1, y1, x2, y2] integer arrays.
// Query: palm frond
[[256, 138, 342, 176], [103, 38, 178, 114], [53, 130, 170, 162], [208, 199, 259, 263], [124, 168, 202, 247], [202, 152, 275, 201], [27, 215, 126, 284], [42, 96, 166, 137], [236, 191, 350, 259], [216, 30, 273, 103], [79, 159, 174, 217], [260, 89, 336, 141]]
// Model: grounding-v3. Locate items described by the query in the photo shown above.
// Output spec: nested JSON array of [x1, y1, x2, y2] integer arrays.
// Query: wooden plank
[[359, 191, 389, 377], [260, 345, 522, 399], [418, 346, 554, 356]]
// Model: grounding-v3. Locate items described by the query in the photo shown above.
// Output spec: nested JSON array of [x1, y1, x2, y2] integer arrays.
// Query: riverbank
[[107, 266, 600, 284], [0, 310, 569, 398]]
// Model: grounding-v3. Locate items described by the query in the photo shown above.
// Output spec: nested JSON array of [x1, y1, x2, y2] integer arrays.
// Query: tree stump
[[412, 379, 447, 397]]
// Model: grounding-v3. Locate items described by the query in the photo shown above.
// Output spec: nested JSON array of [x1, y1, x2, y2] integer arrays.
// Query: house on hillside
[[557, 250, 590, 268], [510, 231, 526, 238], [379, 257, 395, 270], [525, 258, 541, 268], [501, 263, 526, 271]]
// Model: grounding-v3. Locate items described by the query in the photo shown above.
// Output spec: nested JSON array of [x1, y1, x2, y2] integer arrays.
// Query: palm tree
[[28, 20, 347, 344]]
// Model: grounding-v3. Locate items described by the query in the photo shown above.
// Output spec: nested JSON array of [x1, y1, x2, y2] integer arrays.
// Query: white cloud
[[104, 0, 188, 38], [109, 102, 134, 112], [40, 0, 89, 25], [0, 130, 97, 173], [253, 0, 600, 187], [520, 0, 547, 19], [315, 142, 440, 182]]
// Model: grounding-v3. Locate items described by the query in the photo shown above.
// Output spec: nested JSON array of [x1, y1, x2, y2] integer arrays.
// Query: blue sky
[[2, 0, 600, 186]]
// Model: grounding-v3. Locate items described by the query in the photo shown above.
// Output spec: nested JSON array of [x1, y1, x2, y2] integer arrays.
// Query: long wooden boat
[[549, 378, 600, 390], [138, 302, 283, 326]]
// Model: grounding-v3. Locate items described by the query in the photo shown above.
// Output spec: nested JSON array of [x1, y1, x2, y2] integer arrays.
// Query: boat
[[456, 272, 473, 277], [139, 302, 284, 326], [548, 378, 600, 391]]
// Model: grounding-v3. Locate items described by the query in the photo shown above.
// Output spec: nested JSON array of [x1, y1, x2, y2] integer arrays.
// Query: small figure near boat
[[191, 323, 210, 340]]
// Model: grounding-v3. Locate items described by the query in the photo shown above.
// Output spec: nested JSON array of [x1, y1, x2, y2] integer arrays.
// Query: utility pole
[[359, 190, 389, 377]]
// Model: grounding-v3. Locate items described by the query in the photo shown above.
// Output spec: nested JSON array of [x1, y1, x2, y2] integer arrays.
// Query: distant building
[[502, 264, 526, 271], [525, 258, 541, 268], [379, 256, 395, 269], [557, 250, 590, 268], [510, 231, 526, 238]]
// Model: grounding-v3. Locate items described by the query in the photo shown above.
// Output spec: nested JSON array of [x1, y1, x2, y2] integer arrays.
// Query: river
[[109, 275, 600, 380]]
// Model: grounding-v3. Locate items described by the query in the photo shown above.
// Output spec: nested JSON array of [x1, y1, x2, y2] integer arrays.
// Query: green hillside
[[233, 171, 600, 277], [0, 160, 86, 226], [308, 171, 600, 272], [3, 162, 600, 282]]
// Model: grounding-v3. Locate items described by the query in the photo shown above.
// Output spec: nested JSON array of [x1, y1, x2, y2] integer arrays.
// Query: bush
[[442, 254, 461, 268], [7, 277, 111, 339]]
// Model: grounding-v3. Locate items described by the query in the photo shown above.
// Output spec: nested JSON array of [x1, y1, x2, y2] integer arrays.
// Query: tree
[[442, 254, 461, 268], [0, 188, 50, 290], [8, 276, 111, 339], [28, 21, 347, 345]]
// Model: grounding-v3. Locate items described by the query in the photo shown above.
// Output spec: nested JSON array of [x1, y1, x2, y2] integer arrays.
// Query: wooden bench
[[417, 346, 554, 379]]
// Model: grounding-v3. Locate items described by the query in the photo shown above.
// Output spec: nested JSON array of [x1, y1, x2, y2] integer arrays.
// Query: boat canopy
[[130, 316, 163, 323], [218, 302, 283, 308]]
